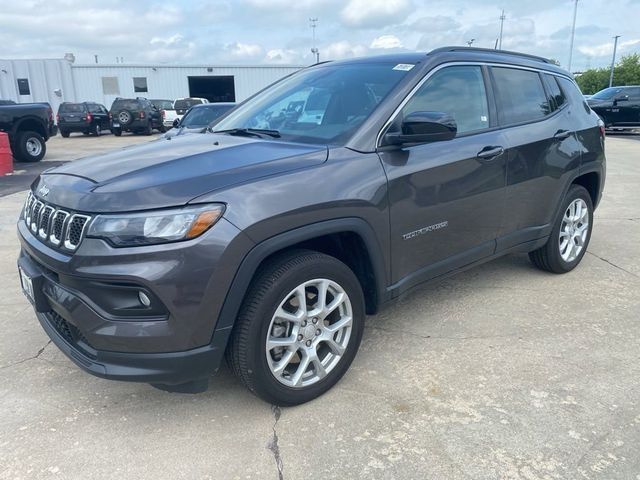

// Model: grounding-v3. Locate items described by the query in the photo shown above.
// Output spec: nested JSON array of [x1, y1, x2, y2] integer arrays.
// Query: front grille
[[23, 192, 91, 252]]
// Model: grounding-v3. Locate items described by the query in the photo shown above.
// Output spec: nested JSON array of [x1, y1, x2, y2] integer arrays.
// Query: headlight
[[87, 204, 225, 247]]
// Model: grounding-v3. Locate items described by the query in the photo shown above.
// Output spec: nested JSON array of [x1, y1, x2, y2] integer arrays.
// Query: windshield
[[59, 103, 86, 113], [214, 63, 411, 144], [591, 87, 625, 100], [175, 99, 204, 110], [152, 100, 174, 110], [181, 105, 234, 128]]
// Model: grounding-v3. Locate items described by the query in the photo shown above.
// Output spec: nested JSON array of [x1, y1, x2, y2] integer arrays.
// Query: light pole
[[567, 0, 579, 72], [609, 35, 621, 87], [498, 10, 505, 50], [309, 17, 319, 64], [466, 38, 475, 47]]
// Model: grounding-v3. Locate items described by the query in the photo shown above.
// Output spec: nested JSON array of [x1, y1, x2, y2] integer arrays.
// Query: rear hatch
[[174, 99, 202, 115]]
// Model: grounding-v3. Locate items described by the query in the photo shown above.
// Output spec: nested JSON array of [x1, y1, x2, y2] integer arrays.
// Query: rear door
[[379, 65, 507, 288], [617, 87, 640, 125], [491, 67, 582, 250]]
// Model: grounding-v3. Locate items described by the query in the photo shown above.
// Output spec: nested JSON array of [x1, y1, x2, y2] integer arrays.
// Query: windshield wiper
[[211, 127, 281, 138]]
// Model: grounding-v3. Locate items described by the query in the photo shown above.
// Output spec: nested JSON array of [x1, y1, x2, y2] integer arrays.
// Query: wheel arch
[[12, 116, 47, 140], [214, 218, 389, 336]]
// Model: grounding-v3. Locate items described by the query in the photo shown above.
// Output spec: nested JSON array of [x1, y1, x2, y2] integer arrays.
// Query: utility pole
[[94, 55, 98, 64], [568, 0, 579, 72], [609, 35, 621, 87], [309, 17, 319, 64], [466, 38, 475, 47], [498, 9, 505, 50]]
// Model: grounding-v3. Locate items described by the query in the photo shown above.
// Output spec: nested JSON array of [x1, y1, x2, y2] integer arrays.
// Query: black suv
[[109, 97, 165, 136], [17, 48, 605, 405], [58, 102, 110, 137], [587, 85, 640, 128]]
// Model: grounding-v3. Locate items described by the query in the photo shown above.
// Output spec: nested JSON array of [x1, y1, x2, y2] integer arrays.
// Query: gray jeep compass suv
[[17, 47, 606, 405]]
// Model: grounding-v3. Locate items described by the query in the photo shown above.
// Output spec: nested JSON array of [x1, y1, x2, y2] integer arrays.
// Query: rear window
[[111, 99, 142, 111], [492, 67, 549, 124], [175, 99, 204, 110], [557, 77, 591, 114], [152, 100, 174, 110], [59, 103, 86, 113]]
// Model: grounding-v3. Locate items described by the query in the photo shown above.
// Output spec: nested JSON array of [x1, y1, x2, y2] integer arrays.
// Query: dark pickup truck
[[0, 100, 57, 162]]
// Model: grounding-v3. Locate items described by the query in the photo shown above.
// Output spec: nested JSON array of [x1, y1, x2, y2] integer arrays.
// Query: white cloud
[[265, 49, 299, 64], [341, 0, 413, 28], [578, 39, 640, 58], [226, 42, 264, 58], [370, 35, 403, 49], [323, 41, 369, 60]]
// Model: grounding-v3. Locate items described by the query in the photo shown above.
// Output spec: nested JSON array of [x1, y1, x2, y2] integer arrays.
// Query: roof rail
[[429, 46, 553, 64]]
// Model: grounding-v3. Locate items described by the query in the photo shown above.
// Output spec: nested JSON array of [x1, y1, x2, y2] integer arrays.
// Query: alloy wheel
[[559, 198, 589, 262]]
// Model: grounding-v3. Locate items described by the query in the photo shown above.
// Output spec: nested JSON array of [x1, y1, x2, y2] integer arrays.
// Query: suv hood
[[35, 134, 328, 212]]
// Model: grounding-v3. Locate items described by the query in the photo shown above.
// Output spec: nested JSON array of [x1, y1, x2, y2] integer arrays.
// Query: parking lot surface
[[0, 135, 639, 479]]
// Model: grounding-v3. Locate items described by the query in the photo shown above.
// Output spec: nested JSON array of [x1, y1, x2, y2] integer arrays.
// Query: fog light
[[138, 291, 151, 307]]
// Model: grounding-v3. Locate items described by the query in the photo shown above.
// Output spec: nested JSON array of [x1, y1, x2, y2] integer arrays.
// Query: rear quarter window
[[542, 74, 566, 111], [557, 77, 592, 115], [492, 67, 550, 125]]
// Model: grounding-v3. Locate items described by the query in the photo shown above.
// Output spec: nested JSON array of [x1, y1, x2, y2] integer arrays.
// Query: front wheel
[[226, 250, 365, 406], [529, 184, 593, 273]]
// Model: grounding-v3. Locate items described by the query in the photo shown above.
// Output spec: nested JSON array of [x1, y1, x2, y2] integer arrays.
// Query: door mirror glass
[[384, 111, 457, 146]]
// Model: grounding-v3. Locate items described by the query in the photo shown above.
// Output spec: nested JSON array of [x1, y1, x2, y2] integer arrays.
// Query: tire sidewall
[[546, 185, 594, 272], [94, 123, 101, 136], [245, 256, 365, 405]]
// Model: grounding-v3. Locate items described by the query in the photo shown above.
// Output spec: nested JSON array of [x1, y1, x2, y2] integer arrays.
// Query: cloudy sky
[[1, 0, 639, 71]]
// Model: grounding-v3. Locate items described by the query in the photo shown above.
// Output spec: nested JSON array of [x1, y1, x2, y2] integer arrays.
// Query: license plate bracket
[[17, 257, 49, 312]]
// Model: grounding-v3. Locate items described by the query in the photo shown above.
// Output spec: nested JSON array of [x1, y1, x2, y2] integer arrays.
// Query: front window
[[214, 63, 411, 144], [181, 105, 234, 128], [591, 87, 624, 100]]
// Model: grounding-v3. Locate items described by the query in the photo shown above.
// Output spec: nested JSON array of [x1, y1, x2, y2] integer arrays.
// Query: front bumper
[[17, 215, 253, 385]]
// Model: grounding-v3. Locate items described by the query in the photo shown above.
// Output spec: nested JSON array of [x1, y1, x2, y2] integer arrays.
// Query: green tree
[[575, 53, 640, 95]]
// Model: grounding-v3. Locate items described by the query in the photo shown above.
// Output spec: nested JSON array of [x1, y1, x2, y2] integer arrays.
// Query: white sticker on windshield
[[393, 64, 415, 71]]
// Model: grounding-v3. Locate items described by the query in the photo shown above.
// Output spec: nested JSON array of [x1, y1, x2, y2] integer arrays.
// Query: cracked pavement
[[0, 135, 639, 479]]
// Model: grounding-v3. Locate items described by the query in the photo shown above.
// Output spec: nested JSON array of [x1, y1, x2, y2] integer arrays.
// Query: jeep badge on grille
[[38, 185, 49, 197]]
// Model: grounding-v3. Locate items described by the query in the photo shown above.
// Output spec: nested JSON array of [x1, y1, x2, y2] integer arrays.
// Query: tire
[[226, 250, 365, 406], [14, 131, 46, 162], [93, 123, 101, 136], [112, 128, 122, 137], [529, 184, 593, 273], [143, 122, 153, 136], [60, 130, 70, 138], [158, 123, 167, 133], [116, 110, 133, 126]]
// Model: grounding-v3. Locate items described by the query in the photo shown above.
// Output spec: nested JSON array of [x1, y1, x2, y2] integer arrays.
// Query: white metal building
[[0, 58, 302, 113]]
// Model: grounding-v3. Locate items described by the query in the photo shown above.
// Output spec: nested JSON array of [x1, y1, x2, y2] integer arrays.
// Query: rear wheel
[[529, 184, 593, 273], [143, 122, 153, 135], [93, 123, 101, 136], [112, 128, 122, 137], [14, 131, 46, 162], [226, 250, 365, 406], [60, 130, 70, 138]]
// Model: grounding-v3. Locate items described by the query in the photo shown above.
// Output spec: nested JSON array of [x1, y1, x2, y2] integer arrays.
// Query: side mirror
[[383, 111, 457, 146], [172, 119, 180, 128]]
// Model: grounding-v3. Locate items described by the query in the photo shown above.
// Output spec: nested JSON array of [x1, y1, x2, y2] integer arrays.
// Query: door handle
[[554, 129, 572, 140], [477, 146, 504, 160]]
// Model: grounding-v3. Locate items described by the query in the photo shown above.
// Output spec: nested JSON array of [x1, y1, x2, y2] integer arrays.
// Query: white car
[[173, 97, 209, 124], [151, 99, 179, 128]]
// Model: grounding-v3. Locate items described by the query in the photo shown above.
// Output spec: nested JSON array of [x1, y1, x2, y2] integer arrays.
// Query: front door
[[379, 65, 506, 289]]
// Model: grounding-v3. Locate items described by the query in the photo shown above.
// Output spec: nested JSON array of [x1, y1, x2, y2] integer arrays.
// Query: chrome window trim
[[375, 61, 572, 148]]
